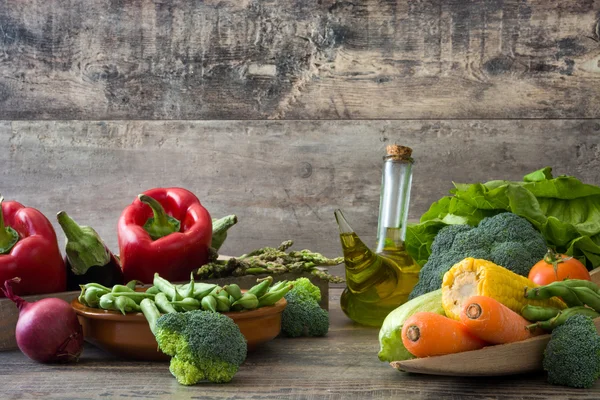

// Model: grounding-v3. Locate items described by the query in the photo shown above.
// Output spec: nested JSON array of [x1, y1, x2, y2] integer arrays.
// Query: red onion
[[2, 277, 84, 363]]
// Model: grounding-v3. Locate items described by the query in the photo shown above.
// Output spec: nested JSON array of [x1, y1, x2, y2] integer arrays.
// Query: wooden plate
[[390, 266, 600, 376]]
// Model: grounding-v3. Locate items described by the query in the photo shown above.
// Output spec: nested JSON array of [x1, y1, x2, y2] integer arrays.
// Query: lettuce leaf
[[406, 167, 600, 269]]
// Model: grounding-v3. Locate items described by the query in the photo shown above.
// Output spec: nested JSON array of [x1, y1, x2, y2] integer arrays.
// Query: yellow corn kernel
[[442, 258, 566, 320]]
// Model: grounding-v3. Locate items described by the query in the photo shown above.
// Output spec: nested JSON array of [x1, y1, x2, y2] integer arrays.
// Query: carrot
[[401, 312, 488, 357], [459, 295, 541, 344]]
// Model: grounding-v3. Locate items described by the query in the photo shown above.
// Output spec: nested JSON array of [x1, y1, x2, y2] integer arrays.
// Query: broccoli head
[[281, 278, 329, 338], [288, 277, 321, 303], [155, 310, 247, 385], [543, 314, 600, 388], [409, 212, 547, 299]]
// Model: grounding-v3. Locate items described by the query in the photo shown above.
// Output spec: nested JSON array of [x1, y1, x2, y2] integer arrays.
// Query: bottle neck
[[375, 157, 413, 253]]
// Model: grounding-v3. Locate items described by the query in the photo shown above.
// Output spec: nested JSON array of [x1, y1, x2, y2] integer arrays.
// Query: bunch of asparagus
[[195, 240, 345, 283]]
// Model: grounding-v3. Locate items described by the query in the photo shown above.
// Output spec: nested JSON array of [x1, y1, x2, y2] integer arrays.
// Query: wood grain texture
[[0, 289, 598, 399], [2, 119, 599, 266], [1, 0, 600, 119]]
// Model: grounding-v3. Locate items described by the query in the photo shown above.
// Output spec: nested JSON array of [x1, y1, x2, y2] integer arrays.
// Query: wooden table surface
[[1, 288, 599, 400]]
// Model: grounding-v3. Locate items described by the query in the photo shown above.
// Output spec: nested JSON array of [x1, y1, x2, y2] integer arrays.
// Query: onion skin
[[3, 278, 84, 363]]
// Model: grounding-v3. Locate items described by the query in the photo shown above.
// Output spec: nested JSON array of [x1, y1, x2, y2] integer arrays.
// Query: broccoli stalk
[[281, 278, 329, 337], [140, 299, 247, 385], [409, 213, 548, 299], [543, 314, 600, 388]]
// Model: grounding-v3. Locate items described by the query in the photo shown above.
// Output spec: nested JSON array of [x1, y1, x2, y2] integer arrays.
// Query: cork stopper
[[385, 145, 413, 161]]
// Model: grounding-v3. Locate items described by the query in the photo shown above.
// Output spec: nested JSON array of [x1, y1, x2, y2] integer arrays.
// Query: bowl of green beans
[[71, 274, 289, 361]]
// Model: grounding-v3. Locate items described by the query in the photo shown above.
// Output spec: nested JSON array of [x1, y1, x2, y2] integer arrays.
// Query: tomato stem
[[543, 248, 573, 279]]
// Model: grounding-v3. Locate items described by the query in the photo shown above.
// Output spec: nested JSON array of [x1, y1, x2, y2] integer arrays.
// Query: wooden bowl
[[71, 296, 287, 361]]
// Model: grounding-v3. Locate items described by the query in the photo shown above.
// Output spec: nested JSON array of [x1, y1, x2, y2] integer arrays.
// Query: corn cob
[[441, 258, 566, 320]]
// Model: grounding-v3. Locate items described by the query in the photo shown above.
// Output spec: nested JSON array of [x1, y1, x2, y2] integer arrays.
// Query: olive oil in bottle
[[334, 145, 421, 327]]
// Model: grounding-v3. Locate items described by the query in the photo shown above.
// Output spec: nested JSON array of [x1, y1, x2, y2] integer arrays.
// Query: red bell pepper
[[118, 188, 212, 284], [0, 196, 66, 297]]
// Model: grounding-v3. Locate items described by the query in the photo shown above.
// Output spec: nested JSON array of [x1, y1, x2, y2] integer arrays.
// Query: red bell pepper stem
[[138, 194, 181, 240], [118, 188, 212, 283], [0, 196, 19, 254]]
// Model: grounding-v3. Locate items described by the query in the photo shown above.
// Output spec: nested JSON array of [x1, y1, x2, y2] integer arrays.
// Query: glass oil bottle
[[334, 145, 421, 327]]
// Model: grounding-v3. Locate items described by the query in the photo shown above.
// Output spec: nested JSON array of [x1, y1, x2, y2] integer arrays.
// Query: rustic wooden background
[[1, 0, 599, 278]]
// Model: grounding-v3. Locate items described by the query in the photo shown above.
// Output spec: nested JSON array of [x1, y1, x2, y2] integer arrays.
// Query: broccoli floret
[[451, 228, 493, 256], [409, 212, 547, 299], [543, 314, 600, 388], [281, 278, 329, 338], [429, 224, 472, 255], [169, 357, 205, 386], [288, 277, 321, 303], [154, 312, 188, 355], [478, 212, 541, 243], [155, 310, 247, 385], [489, 241, 543, 276]]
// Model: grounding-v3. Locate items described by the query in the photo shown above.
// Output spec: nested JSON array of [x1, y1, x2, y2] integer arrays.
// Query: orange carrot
[[401, 312, 488, 357], [459, 295, 540, 344]]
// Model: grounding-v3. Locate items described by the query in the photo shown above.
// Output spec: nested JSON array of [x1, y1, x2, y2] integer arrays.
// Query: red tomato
[[528, 250, 591, 286]]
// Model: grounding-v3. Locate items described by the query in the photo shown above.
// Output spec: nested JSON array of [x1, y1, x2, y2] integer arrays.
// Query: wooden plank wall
[[1, 1, 599, 275]]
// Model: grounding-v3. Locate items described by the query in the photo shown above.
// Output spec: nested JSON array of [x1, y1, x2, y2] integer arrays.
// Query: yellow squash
[[441, 258, 565, 320]]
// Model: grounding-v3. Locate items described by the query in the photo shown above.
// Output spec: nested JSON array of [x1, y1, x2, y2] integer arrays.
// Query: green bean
[[556, 279, 599, 291], [112, 292, 155, 304], [81, 282, 112, 292], [214, 294, 231, 312], [155, 292, 178, 314], [99, 293, 118, 310], [520, 305, 561, 322], [209, 286, 221, 296], [115, 296, 141, 315], [78, 287, 88, 306], [258, 284, 293, 307], [171, 297, 201, 311], [125, 280, 139, 290], [140, 299, 160, 334], [145, 286, 160, 295], [231, 293, 258, 310], [201, 295, 217, 312], [526, 306, 600, 331], [524, 282, 583, 307], [572, 287, 600, 312], [268, 280, 289, 293], [177, 273, 195, 299], [84, 286, 109, 308], [222, 284, 243, 301], [247, 276, 273, 298], [193, 283, 217, 300], [153, 273, 182, 301], [112, 284, 136, 293]]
